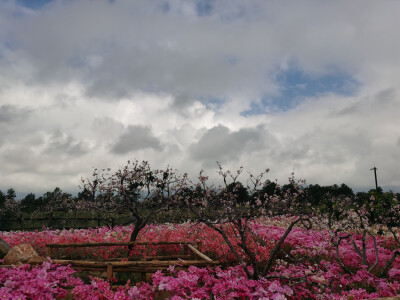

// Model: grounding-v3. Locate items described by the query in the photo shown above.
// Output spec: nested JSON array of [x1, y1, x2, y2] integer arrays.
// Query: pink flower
[[389, 268, 400, 279], [268, 281, 285, 294], [168, 265, 177, 273], [9, 293, 26, 300], [113, 291, 126, 300], [20, 284, 36, 295], [104, 289, 114, 298], [37, 269, 47, 279], [0, 287, 11, 300], [3, 280, 15, 289], [128, 286, 140, 297], [271, 293, 287, 300]]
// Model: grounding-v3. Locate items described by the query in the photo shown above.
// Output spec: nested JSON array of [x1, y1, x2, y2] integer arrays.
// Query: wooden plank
[[106, 263, 113, 280], [108, 259, 214, 267], [136, 255, 192, 261], [68, 267, 107, 272], [103, 255, 191, 262], [187, 244, 213, 262], [111, 266, 198, 273], [45, 247, 52, 258], [112, 262, 219, 273], [45, 242, 133, 248], [28, 257, 219, 268], [45, 241, 193, 248], [197, 242, 202, 253], [98, 255, 191, 261], [115, 267, 168, 273]]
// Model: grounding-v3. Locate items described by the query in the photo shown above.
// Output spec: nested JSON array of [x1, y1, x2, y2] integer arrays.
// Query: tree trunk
[[0, 237, 11, 259], [127, 217, 146, 253], [129, 221, 143, 242]]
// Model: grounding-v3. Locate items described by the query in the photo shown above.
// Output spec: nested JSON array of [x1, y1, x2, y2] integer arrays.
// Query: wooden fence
[[28, 241, 219, 281]]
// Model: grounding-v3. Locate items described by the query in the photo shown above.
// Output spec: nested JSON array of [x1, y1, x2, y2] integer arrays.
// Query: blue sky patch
[[17, 0, 54, 9], [17, 0, 116, 9], [196, 0, 214, 16], [160, 0, 214, 16], [242, 68, 360, 116]]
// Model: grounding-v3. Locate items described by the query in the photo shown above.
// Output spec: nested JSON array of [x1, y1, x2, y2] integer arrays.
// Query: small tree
[[80, 160, 187, 242], [186, 163, 313, 280], [20, 193, 37, 213], [0, 195, 22, 231], [0, 189, 16, 209], [0, 195, 21, 220], [319, 191, 400, 278], [32, 188, 76, 227]]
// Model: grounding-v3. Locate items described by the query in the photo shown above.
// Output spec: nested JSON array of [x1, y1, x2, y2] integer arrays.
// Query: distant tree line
[[0, 167, 399, 232], [0, 187, 102, 230]]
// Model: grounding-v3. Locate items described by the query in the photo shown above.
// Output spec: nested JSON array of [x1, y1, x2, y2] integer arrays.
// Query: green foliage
[[366, 190, 399, 227], [20, 193, 37, 213], [223, 181, 250, 204], [306, 183, 354, 207], [0, 189, 16, 209], [0, 190, 5, 209]]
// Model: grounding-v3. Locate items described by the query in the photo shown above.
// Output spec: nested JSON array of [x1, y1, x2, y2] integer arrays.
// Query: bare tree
[[80, 160, 187, 242], [185, 163, 313, 280]]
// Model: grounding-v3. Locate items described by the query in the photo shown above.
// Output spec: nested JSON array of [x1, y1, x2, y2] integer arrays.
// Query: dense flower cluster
[[0, 260, 80, 299], [0, 222, 272, 264], [1, 217, 400, 299], [0, 262, 294, 299]]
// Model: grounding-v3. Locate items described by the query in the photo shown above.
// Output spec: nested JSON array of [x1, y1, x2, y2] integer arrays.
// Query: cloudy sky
[[1, 0, 399, 196]]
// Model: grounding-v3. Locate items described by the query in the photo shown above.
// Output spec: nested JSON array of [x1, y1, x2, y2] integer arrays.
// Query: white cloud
[[0, 0, 399, 195]]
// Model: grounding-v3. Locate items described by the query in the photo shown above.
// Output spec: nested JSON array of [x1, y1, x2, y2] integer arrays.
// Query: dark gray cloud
[[6, 0, 399, 104], [1, 145, 40, 173], [91, 117, 125, 140], [189, 124, 266, 164], [171, 93, 196, 113], [332, 103, 360, 117], [111, 125, 163, 154], [0, 104, 31, 123], [44, 130, 88, 157], [0, 105, 32, 146], [374, 88, 396, 105], [334, 87, 398, 117]]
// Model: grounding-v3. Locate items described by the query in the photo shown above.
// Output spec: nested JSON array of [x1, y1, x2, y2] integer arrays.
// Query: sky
[[0, 0, 399, 197]]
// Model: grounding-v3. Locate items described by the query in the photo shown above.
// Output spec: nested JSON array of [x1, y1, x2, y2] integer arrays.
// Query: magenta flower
[[0, 287, 11, 300]]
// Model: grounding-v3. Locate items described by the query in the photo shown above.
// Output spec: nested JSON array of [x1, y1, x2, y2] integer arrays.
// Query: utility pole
[[370, 167, 378, 191]]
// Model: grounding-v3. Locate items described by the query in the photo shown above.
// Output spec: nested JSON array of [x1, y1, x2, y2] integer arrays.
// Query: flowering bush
[[0, 262, 295, 300], [151, 265, 294, 299], [1, 216, 400, 299], [2, 162, 400, 298], [0, 260, 80, 299]]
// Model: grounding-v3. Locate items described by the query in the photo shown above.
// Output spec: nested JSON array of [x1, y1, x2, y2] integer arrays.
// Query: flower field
[[1, 217, 400, 299]]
